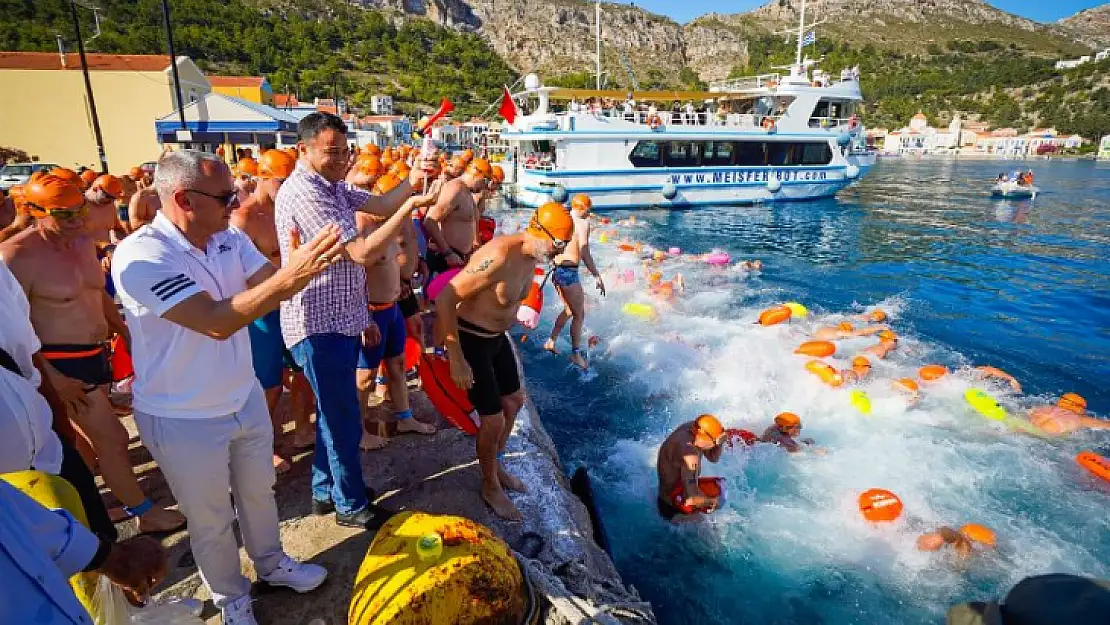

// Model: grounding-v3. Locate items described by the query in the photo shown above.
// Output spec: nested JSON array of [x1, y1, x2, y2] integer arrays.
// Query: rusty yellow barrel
[[349, 511, 526, 625], [1, 470, 101, 619]]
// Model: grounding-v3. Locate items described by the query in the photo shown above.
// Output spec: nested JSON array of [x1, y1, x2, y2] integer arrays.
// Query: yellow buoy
[[784, 302, 808, 318], [622, 302, 656, 319], [850, 390, 873, 415], [598, 233, 609, 244], [349, 511, 525, 625]]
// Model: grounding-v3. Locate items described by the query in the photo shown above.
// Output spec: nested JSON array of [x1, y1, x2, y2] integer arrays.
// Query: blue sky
[[614, 0, 1105, 24]]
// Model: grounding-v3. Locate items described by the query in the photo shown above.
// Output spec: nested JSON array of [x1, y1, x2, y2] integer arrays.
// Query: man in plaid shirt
[[276, 112, 428, 530]]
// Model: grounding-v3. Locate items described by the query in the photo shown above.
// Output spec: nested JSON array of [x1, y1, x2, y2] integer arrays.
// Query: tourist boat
[[990, 181, 1038, 199], [495, 0, 875, 209]]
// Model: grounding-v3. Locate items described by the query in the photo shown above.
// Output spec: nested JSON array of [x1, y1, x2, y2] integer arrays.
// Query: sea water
[[508, 158, 1110, 624]]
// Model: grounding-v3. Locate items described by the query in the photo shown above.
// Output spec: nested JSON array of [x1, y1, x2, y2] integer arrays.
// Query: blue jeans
[[289, 333, 368, 515]]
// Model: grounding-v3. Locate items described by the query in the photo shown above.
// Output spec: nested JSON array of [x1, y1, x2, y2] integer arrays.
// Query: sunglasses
[[27, 202, 87, 220], [187, 188, 240, 207]]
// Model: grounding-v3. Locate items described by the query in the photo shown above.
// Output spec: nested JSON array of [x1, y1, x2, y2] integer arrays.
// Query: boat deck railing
[[708, 73, 782, 92], [557, 110, 785, 131]]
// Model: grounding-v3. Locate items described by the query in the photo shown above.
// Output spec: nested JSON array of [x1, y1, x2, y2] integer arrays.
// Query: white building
[[1056, 54, 1093, 70], [1098, 135, 1110, 160], [882, 112, 963, 154], [370, 94, 393, 115], [359, 115, 413, 145], [1097, 49, 1110, 62], [458, 121, 490, 148], [431, 123, 459, 147]]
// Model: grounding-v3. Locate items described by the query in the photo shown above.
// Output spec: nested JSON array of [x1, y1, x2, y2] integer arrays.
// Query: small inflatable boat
[[990, 181, 1038, 199]]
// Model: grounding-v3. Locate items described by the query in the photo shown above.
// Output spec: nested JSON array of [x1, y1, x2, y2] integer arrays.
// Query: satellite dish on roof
[[524, 74, 541, 91]]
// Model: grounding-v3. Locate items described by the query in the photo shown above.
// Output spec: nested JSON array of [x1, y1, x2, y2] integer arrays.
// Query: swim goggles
[[532, 220, 569, 251]]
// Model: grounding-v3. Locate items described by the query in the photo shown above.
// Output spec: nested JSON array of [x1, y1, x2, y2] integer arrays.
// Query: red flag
[[499, 86, 518, 125]]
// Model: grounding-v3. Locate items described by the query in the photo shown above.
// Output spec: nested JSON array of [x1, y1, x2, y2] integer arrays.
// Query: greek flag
[[802, 31, 816, 46]]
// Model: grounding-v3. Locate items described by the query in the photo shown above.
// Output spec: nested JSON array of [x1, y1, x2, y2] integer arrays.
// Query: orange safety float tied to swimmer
[[758, 305, 792, 327], [795, 340, 836, 358], [516, 280, 544, 330], [109, 334, 133, 382], [858, 488, 903, 522], [670, 477, 727, 515], [805, 359, 843, 387], [416, 353, 479, 436], [919, 364, 948, 381], [1076, 451, 1110, 483], [477, 216, 496, 245]]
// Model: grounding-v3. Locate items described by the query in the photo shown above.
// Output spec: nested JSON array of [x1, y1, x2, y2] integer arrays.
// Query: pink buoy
[[618, 269, 635, 284], [425, 267, 462, 301], [668, 247, 681, 256], [705, 252, 731, 266]]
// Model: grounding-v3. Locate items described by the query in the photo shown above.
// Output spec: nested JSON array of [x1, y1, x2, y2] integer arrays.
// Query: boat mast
[[794, 0, 807, 69], [595, 0, 601, 90]]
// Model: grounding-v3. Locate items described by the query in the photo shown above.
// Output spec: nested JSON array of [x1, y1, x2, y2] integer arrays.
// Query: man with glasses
[[275, 112, 432, 531], [112, 149, 346, 624], [0, 170, 187, 535], [435, 201, 574, 520], [423, 157, 492, 280]]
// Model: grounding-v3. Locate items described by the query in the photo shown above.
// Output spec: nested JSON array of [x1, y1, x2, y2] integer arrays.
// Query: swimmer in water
[[892, 378, 922, 406], [853, 309, 888, 323], [862, 330, 899, 359], [813, 322, 890, 341], [656, 415, 726, 521], [839, 356, 873, 384], [760, 412, 817, 453], [647, 270, 685, 301], [917, 524, 996, 560], [974, 365, 1022, 393], [736, 259, 763, 272], [1028, 393, 1109, 436]]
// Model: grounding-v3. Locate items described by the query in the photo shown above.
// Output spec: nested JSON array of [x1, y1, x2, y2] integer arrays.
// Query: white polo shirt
[[112, 213, 270, 419]]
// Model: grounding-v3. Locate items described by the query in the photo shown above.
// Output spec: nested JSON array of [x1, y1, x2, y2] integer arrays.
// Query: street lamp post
[[69, 1, 108, 173]]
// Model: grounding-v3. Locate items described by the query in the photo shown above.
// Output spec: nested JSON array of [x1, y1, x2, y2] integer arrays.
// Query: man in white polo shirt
[[112, 150, 345, 625]]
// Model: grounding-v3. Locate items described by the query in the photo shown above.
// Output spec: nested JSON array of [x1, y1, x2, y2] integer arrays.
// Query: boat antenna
[[595, 0, 602, 90], [772, 0, 827, 70]]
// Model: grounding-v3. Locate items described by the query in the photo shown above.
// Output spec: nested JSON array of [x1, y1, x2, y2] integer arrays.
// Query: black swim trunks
[[427, 246, 472, 278], [457, 318, 520, 417], [398, 281, 420, 319], [41, 344, 112, 391], [657, 497, 679, 521]]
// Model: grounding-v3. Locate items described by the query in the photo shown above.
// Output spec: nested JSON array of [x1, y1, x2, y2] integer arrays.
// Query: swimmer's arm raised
[[345, 197, 421, 265]]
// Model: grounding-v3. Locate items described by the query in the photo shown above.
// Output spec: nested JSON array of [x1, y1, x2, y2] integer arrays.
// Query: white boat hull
[[990, 183, 1038, 199]]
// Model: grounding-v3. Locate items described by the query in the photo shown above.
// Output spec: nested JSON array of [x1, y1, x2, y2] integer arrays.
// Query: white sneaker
[[221, 594, 257, 625], [259, 555, 328, 593]]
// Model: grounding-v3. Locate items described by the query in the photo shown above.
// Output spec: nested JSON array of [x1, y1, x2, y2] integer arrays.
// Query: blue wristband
[[124, 498, 154, 517], [395, 409, 414, 420]]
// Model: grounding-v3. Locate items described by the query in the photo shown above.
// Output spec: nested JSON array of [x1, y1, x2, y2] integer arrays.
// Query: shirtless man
[[1, 171, 185, 533], [232, 149, 316, 470], [436, 202, 574, 520], [0, 185, 32, 243], [656, 414, 726, 521], [1028, 393, 1108, 436], [544, 194, 605, 370], [85, 176, 128, 247], [423, 158, 490, 279], [355, 176, 437, 450], [759, 412, 817, 453]]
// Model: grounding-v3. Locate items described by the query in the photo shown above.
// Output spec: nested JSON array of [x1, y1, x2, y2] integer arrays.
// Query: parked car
[[0, 162, 59, 190]]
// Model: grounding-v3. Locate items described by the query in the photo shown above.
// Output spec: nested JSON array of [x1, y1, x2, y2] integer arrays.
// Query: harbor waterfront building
[[1099, 135, 1110, 160], [208, 76, 274, 105], [0, 52, 209, 170]]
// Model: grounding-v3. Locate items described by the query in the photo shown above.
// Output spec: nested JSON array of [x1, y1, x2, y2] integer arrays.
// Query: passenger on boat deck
[[656, 415, 726, 521], [863, 330, 899, 359], [1028, 393, 1109, 436], [997, 173, 1008, 182], [812, 321, 890, 341], [759, 412, 817, 453], [916, 524, 996, 559]]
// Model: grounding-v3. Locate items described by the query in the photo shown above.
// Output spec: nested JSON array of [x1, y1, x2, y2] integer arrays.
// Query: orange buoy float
[[617, 243, 638, 253], [858, 488, 903, 523], [805, 360, 843, 387], [758, 305, 792, 326], [892, 378, 920, 394], [795, 340, 836, 358], [516, 281, 543, 330], [919, 365, 948, 381], [958, 523, 997, 547], [109, 334, 133, 382], [670, 477, 726, 515], [1076, 451, 1110, 483]]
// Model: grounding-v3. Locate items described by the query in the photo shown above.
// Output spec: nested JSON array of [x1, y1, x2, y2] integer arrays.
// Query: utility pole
[[160, 0, 189, 138], [69, 1, 108, 173]]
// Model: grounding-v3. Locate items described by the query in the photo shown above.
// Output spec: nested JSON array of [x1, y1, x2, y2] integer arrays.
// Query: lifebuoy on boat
[[648, 114, 663, 131]]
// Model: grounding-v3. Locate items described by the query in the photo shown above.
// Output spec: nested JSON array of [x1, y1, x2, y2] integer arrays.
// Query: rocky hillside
[[1058, 3, 1110, 48]]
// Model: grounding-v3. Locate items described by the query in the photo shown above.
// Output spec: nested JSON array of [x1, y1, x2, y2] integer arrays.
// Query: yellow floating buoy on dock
[[349, 511, 526, 625]]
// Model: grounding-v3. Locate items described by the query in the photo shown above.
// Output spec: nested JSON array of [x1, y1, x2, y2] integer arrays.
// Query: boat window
[[734, 142, 767, 166], [799, 142, 833, 165], [701, 141, 734, 166], [666, 142, 699, 167], [767, 142, 794, 166], [629, 141, 664, 167]]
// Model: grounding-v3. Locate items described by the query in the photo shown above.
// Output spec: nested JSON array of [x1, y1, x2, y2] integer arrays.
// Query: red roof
[[316, 105, 338, 115], [0, 52, 173, 71], [273, 94, 299, 107], [208, 76, 264, 88]]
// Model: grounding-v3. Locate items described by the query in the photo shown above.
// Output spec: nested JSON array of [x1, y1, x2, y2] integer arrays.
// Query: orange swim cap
[[357, 154, 385, 176], [25, 172, 85, 215], [527, 202, 574, 243], [373, 173, 402, 195], [878, 330, 898, 343], [1057, 393, 1087, 415], [868, 310, 887, 322], [91, 174, 123, 200], [893, 378, 919, 393], [838, 322, 854, 332], [858, 488, 903, 523], [128, 166, 144, 179], [648, 271, 663, 285], [364, 144, 381, 157], [694, 414, 725, 444], [462, 148, 474, 162], [852, 356, 871, 370], [259, 149, 296, 179], [467, 158, 492, 179], [50, 167, 84, 190], [571, 193, 592, 213], [490, 165, 505, 183], [79, 169, 98, 188], [958, 523, 997, 547], [7, 184, 26, 211], [237, 157, 259, 177], [774, 412, 801, 428], [918, 365, 948, 381]]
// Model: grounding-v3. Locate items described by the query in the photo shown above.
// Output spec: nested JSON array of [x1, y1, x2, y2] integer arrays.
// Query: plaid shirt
[[275, 162, 371, 348]]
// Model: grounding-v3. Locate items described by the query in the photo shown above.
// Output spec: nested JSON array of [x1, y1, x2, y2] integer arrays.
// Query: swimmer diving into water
[[656, 415, 726, 521]]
